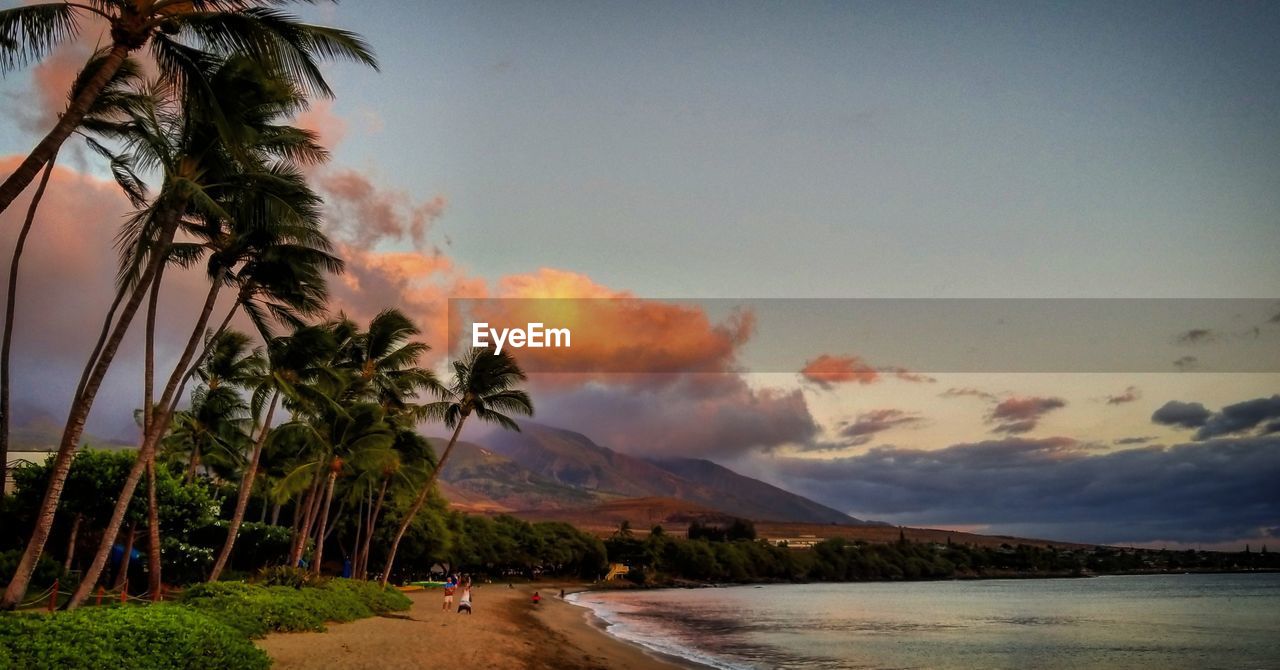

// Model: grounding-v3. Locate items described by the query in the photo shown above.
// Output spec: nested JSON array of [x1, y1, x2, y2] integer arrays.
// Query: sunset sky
[[1, 0, 1277, 549]]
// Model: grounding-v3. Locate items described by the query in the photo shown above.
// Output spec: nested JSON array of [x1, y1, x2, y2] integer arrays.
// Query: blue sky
[[291, 0, 1280, 298]]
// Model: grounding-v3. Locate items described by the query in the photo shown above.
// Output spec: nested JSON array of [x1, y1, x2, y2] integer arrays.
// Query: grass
[[0, 577, 412, 669]]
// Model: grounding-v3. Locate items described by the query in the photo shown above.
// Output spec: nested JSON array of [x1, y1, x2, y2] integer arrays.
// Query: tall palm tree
[[207, 324, 333, 581], [0, 52, 145, 496], [381, 348, 533, 586], [6, 57, 300, 611], [338, 308, 443, 414], [0, 0, 376, 217], [354, 427, 433, 580], [61, 62, 336, 609], [273, 371, 395, 575]]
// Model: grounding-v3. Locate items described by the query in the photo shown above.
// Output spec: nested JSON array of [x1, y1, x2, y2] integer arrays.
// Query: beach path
[[257, 584, 684, 670]]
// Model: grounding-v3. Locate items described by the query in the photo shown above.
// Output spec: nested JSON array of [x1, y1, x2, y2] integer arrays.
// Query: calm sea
[[569, 573, 1280, 669]]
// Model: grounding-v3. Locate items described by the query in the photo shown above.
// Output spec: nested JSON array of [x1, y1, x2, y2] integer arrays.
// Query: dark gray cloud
[[987, 396, 1066, 434], [1194, 394, 1280, 440], [833, 409, 924, 446], [768, 435, 1280, 545], [1152, 395, 1280, 441], [1152, 400, 1212, 429], [1105, 386, 1141, 405], [1173, 355, 1198, 371], [1113, 436, 1157, 445], [1176, 328, 1217, 345]]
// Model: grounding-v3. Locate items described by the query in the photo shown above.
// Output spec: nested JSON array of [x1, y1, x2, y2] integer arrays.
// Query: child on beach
[[457, 585, 472, 614], [442, 578, 457, 611], [531, 591, 541, 605]]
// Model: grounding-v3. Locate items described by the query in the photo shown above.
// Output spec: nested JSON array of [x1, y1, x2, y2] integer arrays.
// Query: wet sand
[[257, 583, 694, 669]]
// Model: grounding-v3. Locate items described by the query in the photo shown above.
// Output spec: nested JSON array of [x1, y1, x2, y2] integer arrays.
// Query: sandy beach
[[257, 583, 692, 670]]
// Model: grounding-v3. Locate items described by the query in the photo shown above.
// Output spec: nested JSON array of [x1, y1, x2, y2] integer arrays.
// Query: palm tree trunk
[[145, 459, 161, 600], [351, 494, 364, 578], [381, 418, 467, 586], [62, 513, 81, 572], [359, 476, 389, 580], [113, 522, 136, 590], [65, 278, 223, 609], [0, 197, 184, 610], [143, 269, 164, 600], [289, 471, 322, 565], [310, 468, 338, 576], [0, 46, 128, 218], [186, 444, 200, 483], [0, 158, 56, 496], [207, 390, 279, 582], [270, 502, 281, 526]]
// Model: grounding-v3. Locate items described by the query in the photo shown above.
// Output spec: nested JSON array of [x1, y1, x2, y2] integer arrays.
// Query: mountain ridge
[[474, 422, 869, 525]]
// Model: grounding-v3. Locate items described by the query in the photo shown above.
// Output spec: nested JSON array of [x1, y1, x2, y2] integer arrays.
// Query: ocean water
[[569, 573, 1280, 669]]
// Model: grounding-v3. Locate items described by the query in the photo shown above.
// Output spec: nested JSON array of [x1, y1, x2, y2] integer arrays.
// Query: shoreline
[[256, 582, 699, 669]]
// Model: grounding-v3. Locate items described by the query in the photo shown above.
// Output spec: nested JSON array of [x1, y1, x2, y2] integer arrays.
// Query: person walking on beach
[[442, 578, 457, 612], [457, 584, 473, 614]]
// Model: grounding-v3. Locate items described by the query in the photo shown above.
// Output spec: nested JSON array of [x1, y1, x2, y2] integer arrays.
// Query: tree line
[[605, 524, 1280, 584]]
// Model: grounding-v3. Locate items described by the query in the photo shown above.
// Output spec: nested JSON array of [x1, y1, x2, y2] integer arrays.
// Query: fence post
[[96, 585, 104, 606], [48, 579, 58, 612], [120, 579, 127, 604]]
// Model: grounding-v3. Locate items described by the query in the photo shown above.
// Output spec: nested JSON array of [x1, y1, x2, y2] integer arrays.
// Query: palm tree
[[0, 0, 376, 217], [273, 371, 395, 576], [337, 308, 443, 414], [381, 348, 533, 586], [207, 325, 333, 581], [161, 332, 258, 482], [44, 57, 319, 610], [0, 52, 145, 496], [325, 309, 440, 578], [354, 427, 433, 579]]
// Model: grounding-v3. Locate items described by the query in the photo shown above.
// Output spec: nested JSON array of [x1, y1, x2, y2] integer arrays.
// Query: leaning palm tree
[[0, 52, 145, 496], [207, 324, 334, 581], [0, 0, 376, 217], [18, 58, 313, 611], [381, 348, 533, 586]]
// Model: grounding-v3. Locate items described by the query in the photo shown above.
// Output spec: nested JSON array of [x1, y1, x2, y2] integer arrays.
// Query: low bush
[[0, 605, 269, 670], [256, 565, 320, 588], [179, 578, 411, 638]]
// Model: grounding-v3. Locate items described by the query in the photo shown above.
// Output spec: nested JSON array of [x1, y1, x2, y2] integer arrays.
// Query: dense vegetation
[[0, 0, 543, 619], [605, 524, 1280, 585]]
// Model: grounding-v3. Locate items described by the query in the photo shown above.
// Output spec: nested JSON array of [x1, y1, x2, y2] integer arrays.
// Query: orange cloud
[[800, 354, 880, 388], [455, 269, 754, 375]]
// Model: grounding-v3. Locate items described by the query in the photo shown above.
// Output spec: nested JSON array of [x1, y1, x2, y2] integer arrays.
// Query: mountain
[[435, 439, 601, 512], [482, 423, 866, 525], [647, 457, 858, 525]]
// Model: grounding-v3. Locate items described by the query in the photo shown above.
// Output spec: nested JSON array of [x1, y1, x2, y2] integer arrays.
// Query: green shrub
[[256, 565, 321, 588], [178, 578, 410, 638], [322, 578, 412, 614], [0, 605, 269, 670]]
